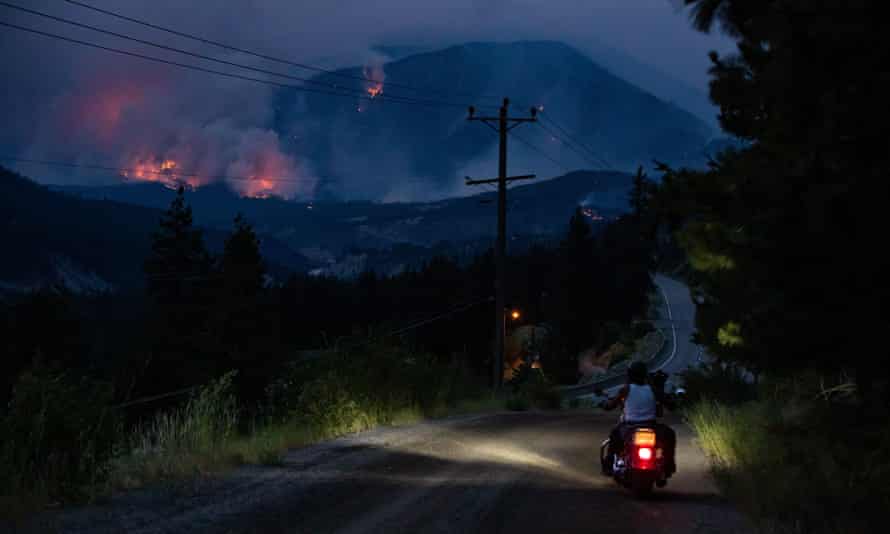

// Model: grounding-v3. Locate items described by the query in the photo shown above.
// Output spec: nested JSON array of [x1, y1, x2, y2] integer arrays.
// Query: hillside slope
[[276, 41, 713, 200]]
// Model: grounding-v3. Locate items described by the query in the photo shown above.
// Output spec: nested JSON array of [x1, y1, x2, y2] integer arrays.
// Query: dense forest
[[654, 1, 889, 532]]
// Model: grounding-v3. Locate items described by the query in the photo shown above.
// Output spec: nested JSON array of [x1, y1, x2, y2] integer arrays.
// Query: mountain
[[577, 37, 720, 130], [276, 41, 713, 200], [0, 167, 309, 293], [9, 164, 633, 291], [55, 169, 632, 259]]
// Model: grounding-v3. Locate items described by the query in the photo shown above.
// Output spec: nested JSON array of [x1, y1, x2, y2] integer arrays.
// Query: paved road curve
[[45, 412, 749, 534], [563, 274, 703, 397]]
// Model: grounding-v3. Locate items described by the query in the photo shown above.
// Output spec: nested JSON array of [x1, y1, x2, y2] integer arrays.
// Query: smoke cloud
[[0, 0, 731, 199]]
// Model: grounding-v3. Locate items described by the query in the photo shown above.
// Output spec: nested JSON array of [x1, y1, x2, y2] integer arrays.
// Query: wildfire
[[366, 83, 383, 98], [241, 176, 278, 199], [363, 61, 385, 99], [122, 157, 202, 189]]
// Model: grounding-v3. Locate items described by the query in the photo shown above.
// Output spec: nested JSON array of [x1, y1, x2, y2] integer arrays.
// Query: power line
[[61, 0, 503, 107], [8, 1, 619, 175], [0, 20, 465, 110], [0, 4, 467, 109], [536, 119, 609, 170], [507, 130, 569, 173], [5, 3, 612, 174], [538, 112, 615, 170]]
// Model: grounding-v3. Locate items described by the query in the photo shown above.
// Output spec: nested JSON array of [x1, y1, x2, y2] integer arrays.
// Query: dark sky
[[0, 0, 733, 196]]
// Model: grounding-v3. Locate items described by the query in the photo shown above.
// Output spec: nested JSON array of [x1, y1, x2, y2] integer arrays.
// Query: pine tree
[[220, 213, 265, 300], [552, 208, 599, 382], [217, 213, 272, 400], [629, 166, 650, 222], [142, 186, 215, 391], [661, 1, 889, 398]]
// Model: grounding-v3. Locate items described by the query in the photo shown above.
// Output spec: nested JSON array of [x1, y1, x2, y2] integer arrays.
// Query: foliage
[[110, 372, 239, 487], [688, 387, 889, 534], [142, 186, 217, 392], [0, 364, 119, 505], [661, 1, 890, 401], [267, 344, 486, 436], [680, 361, 756, 406], [0, 287, 88, 406], [215, 214, 279, 402], [506, 364, 561, 410]]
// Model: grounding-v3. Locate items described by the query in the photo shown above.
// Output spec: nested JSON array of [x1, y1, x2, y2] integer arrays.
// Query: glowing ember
[[363, 60, 385, 99], [366, 84, 383, 98]]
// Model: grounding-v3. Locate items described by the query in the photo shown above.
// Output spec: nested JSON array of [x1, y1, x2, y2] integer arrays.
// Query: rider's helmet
[[628, 361, 648, 385]]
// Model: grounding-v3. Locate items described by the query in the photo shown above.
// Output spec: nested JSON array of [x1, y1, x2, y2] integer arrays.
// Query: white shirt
[[622, 383, 657, 423]]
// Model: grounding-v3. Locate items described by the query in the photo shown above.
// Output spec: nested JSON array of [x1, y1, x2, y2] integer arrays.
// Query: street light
[[510, 309, 521, 321]]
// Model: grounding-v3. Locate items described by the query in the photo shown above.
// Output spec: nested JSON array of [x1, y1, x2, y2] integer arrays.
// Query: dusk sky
[[0, 0, 734, 192]]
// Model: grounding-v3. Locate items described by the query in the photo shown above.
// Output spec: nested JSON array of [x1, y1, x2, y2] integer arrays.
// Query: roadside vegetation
[[657, 2, 890, 532], [684, 366, 887, 533], [0, 345, 500, 523]]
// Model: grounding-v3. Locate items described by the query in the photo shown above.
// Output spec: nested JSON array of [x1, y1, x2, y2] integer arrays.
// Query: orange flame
[[121, 157, 202, 189], [363, 62, 385, 99], [240, 176, 278, 199]]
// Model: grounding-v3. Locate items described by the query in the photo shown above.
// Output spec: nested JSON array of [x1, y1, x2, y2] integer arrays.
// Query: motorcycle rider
[[600, 361, 676, 476]]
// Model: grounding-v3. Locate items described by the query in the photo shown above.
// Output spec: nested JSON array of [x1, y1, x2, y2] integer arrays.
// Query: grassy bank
[[0, 346, 503, 523], [685, 370, 889, 534]]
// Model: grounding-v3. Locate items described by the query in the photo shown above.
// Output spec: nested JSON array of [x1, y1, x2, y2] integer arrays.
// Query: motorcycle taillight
[[638, 447, 653, 461], [633, 429, 656, 447]]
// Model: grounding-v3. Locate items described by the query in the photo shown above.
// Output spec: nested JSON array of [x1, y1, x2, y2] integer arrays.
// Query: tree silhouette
[[661, 1, 889, 401], [142, 186, 215, 392], [217, 213, 279, 401]]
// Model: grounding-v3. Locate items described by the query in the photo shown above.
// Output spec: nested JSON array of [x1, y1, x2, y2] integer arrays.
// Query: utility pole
[[466, 97, 537, 390]]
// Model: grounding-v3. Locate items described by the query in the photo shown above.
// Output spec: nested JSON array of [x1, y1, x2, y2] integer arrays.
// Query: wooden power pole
[[466, 97, 537, 390]]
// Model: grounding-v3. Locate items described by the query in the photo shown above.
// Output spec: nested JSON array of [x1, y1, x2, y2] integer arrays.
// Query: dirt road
[[43, 412, 750, 534]]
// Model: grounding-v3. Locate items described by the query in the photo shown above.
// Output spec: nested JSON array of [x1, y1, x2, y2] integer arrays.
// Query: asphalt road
[[562, 274, 702, 398], [43, 411, 749, 534]]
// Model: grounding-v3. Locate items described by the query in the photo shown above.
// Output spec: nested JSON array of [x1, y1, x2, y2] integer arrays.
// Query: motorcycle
[[595, 371, 680, 497], [599, 424, 669, 497]]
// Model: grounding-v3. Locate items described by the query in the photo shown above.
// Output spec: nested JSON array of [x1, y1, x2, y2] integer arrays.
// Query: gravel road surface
[[34, 411, 750, 534]]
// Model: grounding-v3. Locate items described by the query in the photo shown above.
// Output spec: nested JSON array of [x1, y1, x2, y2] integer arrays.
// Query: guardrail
[[557, 328, 667, 395], [558, 284, 675, 398]]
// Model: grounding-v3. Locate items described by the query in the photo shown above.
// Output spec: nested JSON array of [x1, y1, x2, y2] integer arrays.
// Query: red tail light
[[638, 447, 653, 461]]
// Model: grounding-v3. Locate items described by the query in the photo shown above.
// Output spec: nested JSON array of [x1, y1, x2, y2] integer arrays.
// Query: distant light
[[511, 310, 520, 320]]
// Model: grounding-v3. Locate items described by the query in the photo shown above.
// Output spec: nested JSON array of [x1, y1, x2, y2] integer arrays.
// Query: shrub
[[687, 385, 890, 533], [506, 364, 561, 410], [0, 363, 119, 506], [111, 371, 239, 486], [680, 361, 756, 406], [267, 344, 484, 437]]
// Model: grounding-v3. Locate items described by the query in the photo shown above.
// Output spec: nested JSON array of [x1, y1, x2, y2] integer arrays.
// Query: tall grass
[[109, 345, 498, 485], [2, 346, 502, 523], [687, 390, 889, 534], [109, 372, 240, 488]]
